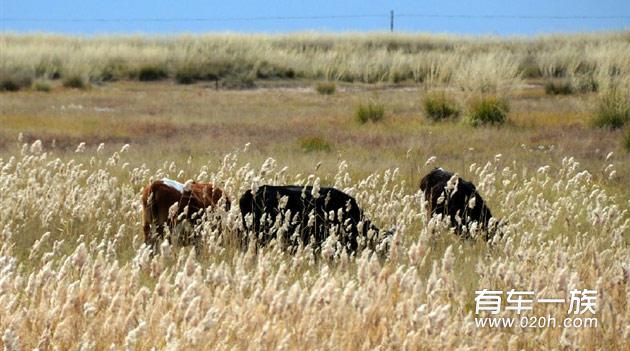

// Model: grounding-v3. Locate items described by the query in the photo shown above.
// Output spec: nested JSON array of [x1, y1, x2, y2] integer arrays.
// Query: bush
[[175, 71, 196, 85], [467, 96, 509, 127], [174, 64, 220, 85], [624, 129, 630, 152], [255, 61, 296, 79], [137, 65, 168, 81], [62, 75, 88, 89], [100, 59, 128, 81], [299, 136, 332, 152], [203, 58, 247, 81], [0, 75, 32, 92], [520, 65, 542, 79], [34, 81, 52, 92], [592, 88, 630, 130], [422, 92, 460, 121], [0, 80, 20, 92], [544, 80, 573, 95], [572, 74, 598, 93], [519, 55, 542, 79], [315, 82, 336, 95], [356, 101, 385, 124]]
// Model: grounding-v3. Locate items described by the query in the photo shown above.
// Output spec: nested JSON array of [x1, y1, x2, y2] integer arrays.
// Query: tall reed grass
[[1, 31, 628, 89], [0, 140, 627, 349]]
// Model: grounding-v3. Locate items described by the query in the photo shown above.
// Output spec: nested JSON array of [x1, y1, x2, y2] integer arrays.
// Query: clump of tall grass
[[0, 69, 32, 92], [422, 92, 460, 121], [544, 79, 573, 95], [315, 82, 336, 95], [255, 61, 296, 79], [299, 136, 332, 152], [356, 100, 385, 123], [0, 77, 31, 92], [33, 81, 52, 92], [466, 95, 510, 126], [175, 71, 196, 84], [99, 58, 128, 81], [173, 62, 232, 84], [137, 65, 168, 81], [62, 75, 88, 89], [453, 52, 522, 93], [592, 87, 630, 129], [571, 74, 599, 93], [518, 54, 542, 78]]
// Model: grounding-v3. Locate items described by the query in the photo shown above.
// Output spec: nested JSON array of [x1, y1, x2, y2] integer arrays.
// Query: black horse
[[239, 185, 390, 253], [420, 168, 494, 239]]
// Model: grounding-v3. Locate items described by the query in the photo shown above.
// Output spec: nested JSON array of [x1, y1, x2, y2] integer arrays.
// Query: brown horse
[[141, 179, 230, 253]]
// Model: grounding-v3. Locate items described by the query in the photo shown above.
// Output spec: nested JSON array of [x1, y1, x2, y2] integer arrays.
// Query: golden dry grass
[[0, 32, 629, 350], [1, 31, 629, 89], [0, 138, 627, 350]]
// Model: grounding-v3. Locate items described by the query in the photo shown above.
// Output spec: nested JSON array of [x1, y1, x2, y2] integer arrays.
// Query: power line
[[1, 13, 629, 23], [0, 14, 386, 23], [397, 14, 630, 20]]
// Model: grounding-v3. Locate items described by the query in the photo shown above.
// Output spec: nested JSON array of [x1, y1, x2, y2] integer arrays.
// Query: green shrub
[[624, 129, 630, 152], [299, 136, 332, 152], [467, 96, 510, 127], [520, 65, 542, 79], [255, 61, 295, 79], [389, 70, 414, 83], [573, 75, 598, 93], [0, 80, 20, 92], [356, 101, 385, 124], [592, 88, 630, 130], [0, 75, 32, 92], [519, 55, 542, 79], [62, 75, 88, 89], [34, 81, 52, 92], [544, 80, 573, 95], [315, 82, 336, 95], [175, 70, 196, 85], [204, 58, 247, 80], [100, 59, 128, 81], [422, 92, 460, 121], [174, 62, 237, 84], [137, 65, 168, 81]]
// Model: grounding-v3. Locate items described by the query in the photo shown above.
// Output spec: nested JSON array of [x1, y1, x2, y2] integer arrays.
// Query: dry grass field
[[0, 32, 629, 350]]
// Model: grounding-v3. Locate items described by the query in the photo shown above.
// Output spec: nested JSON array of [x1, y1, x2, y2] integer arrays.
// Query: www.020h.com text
[[476, 315, 598, 329]]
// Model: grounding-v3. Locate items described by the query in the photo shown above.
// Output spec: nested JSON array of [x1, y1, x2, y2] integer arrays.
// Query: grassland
[[1, 31, 629, 87], [1, 79, 628, 190], [0, 32, 629, 350]]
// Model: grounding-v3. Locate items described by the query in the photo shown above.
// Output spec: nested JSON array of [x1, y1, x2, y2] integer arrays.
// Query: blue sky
[[1, 0, 629, 35]]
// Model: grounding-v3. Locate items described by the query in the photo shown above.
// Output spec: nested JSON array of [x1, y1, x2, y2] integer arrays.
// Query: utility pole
[[390, 10, 394, 32]]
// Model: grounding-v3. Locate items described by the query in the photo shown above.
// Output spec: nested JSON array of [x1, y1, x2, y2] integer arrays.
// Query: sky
[[1, 0, 629, 36]]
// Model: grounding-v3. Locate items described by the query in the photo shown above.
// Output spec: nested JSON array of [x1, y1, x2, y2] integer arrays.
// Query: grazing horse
[[420, 168, 494, 239], [238, 185, 392, 253], [141, 178, 230, 253]]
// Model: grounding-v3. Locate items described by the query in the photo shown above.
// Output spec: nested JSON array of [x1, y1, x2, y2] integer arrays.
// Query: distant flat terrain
[[1, 80, 627, 194]]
